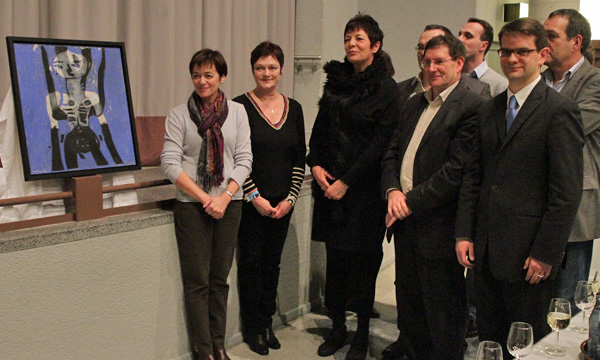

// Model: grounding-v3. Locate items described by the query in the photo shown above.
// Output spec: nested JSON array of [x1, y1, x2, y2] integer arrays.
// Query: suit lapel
[[399, 94, 429, 154], [494, 91, 508, 143], [560, 60, 590, 97], [417, 80, 464, 151], [501, 81, 546, 149]]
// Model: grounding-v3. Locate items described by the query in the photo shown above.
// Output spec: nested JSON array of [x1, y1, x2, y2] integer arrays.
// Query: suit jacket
[[456, 80, 584, 283], [543, 60, 600, 242], [382, 78, 483, 259], [397, 73, 491, 109], [478, 67, 508, 97]]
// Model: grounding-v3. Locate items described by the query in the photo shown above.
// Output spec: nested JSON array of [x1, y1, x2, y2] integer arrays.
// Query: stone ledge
[[0, 209, 174, 254]]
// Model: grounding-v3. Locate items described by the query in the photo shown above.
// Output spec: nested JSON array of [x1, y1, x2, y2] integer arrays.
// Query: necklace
[[253, 91, 280, 114]]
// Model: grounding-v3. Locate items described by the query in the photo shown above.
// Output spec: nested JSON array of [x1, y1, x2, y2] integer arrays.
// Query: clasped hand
[[312, 166, 348, 200], [252, 196, 292, 219], [203, 193, 231, 219], [386, 189, 412, 227]]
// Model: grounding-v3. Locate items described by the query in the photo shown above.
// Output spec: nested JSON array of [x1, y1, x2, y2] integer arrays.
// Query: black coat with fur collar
[[306, 53, 401, 252]]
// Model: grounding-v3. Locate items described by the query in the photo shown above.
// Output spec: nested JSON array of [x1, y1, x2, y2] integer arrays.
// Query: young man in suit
[[543, 8, 600, 313], [382, 34, 483, 360], [459, 17, 508, 96], [455, 18, 583, 358]]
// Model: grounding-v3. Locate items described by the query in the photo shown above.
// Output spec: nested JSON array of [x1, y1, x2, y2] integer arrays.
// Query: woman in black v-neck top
[[233, 41, 305, 356]]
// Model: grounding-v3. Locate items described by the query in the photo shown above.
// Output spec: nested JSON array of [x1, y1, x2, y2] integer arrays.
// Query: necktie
[[470, 70, 477, 79], [506, 95, 518, 133]]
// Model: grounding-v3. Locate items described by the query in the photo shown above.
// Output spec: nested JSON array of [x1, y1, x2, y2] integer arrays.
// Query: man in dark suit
[[381, 34, 483, 360], [455, 18, 583, 358], [542, 8, 600, 313], [397, 24, 491, 109]]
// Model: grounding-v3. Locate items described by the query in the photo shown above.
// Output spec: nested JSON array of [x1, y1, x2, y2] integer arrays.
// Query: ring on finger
[[537, 273, 544, 278]]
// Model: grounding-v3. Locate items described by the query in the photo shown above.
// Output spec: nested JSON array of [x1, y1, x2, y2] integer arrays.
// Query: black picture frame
[[6, 36, 141, 181]]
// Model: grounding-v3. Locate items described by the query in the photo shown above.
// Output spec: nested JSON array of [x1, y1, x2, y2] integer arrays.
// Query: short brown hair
[[425, 34, 466, 60], [189, 49, 228, 77], [499, 18, 548, 51], [250, 41, 284, 69], [548, 9, 591, 56], [344, 13, 384, 51]]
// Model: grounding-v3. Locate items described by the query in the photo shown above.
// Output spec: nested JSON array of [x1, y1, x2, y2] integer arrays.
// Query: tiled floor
[[227, 262, 479, 359]]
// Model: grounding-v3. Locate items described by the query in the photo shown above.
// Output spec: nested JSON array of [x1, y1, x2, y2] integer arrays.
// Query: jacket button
[[491, 185, 498, 190]]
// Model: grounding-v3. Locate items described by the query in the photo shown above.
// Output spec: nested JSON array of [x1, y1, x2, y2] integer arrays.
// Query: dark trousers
[[325, 245, 383, 322], [237, 200, 293, 334], [475, 251, 553, 360], [394, 238, 468, 360], [173, 200, 242, 357]]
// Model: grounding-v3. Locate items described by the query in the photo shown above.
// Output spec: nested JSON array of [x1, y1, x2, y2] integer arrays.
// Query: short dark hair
[[467, 17, 494, 55], [189, 49, 228, 77], [344, 13, 384, 51], [250, 41, 284, 69], [548, 9, 591, 56], [380, 50, 395, 76], [499, 18, 548, 51], [424, 24, 453, 37], [424, 34, 466, 60]]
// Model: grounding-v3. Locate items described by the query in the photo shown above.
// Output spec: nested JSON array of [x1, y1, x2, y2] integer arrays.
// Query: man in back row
[[396, 24, 491, 108], [459, 17, 508, 96], [542, 8, 600, 313]]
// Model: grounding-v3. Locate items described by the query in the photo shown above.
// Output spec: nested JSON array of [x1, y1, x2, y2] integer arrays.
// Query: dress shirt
[[507, 75, 542, 118], [471, 60, 489, 80], [544, 56, 585, 92], [400, 80, 460, 192]]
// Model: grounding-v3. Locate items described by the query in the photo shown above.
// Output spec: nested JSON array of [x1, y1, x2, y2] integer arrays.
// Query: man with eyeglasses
[[455, 18, 583, 357], [458, 18, 508, 96], [396, 24, 491, 110], [381, 34, 483, 360], [542, 9, 600, 314]]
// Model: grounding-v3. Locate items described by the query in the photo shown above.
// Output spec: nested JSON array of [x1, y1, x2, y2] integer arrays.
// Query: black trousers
[[237, 200, 293, 334], [325, 245, 383, 322], [394, 237, 468, 360], [475, 251, 553, 360], [173, 200, 242, 357]]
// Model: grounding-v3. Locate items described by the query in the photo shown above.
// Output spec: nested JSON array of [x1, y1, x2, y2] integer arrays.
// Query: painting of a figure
[[7, 37, 140, 180]]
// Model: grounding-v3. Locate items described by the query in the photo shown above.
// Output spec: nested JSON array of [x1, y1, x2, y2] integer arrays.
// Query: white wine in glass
[[507, 322, 533, 359], [545, 298, 571, 356], [476, 341, 503, 360], [573, 280, 596, 333], [592, 270, 600, 295]]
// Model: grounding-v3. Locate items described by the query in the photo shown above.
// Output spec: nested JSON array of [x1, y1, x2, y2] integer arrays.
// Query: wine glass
[[592, 270, 600, 296], [572, 280, 596, 333], [507, 322, 533, 358], [476, 340, 503, 360], [545, 298, 571, 356]]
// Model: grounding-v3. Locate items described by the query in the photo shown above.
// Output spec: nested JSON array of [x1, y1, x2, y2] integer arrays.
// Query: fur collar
[[320, 53, 388, 107]]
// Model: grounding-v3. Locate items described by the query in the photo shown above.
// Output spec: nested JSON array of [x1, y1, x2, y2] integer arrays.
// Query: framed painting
[[6, 36, 141, 180]]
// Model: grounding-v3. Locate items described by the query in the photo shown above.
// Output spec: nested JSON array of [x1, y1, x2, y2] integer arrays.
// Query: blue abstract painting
[[7, 37, 140, 180]]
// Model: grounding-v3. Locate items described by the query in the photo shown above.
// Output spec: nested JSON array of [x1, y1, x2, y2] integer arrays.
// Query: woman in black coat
[[306, 13, 400, 360]]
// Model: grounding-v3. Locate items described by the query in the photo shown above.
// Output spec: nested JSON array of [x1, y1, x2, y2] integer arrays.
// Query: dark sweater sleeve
[[287, 101, 306, 205]]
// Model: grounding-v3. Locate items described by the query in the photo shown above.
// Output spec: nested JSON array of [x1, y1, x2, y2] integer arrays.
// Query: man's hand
[[455, 239, 475, 269], [524, 257, 552, 284], [312, 166, 335, 192], [387, 189, 412, 220], [324, 179, 348, 200]]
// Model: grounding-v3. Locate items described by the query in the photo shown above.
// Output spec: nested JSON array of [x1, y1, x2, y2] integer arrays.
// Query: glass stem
[[555, 330, 560, 350], [582, 310, 586, 327]]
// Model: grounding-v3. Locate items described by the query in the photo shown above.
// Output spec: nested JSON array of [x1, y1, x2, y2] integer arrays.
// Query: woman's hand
[[312, 166, 335, 192], [324, 179, 348, 200], [204, 193, 231, 219], [251, 196, 277, 217], [271, 199, 292, 219]]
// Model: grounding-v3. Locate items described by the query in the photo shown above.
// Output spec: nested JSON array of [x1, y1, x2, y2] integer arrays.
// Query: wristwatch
[[224, 190, 234, 198]]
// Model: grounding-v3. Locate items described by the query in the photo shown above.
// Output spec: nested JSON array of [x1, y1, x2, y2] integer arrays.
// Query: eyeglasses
[[420, 58, 454, 68], [497, 48, 537, 58], [415, 45, 425, 52]]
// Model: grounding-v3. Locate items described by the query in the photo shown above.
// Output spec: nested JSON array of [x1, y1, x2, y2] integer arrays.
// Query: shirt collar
[[544, 56, 585, 86], [472, 61, 489, 79], [425, 78, 460, 103], [507, 75, 541, 110]]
